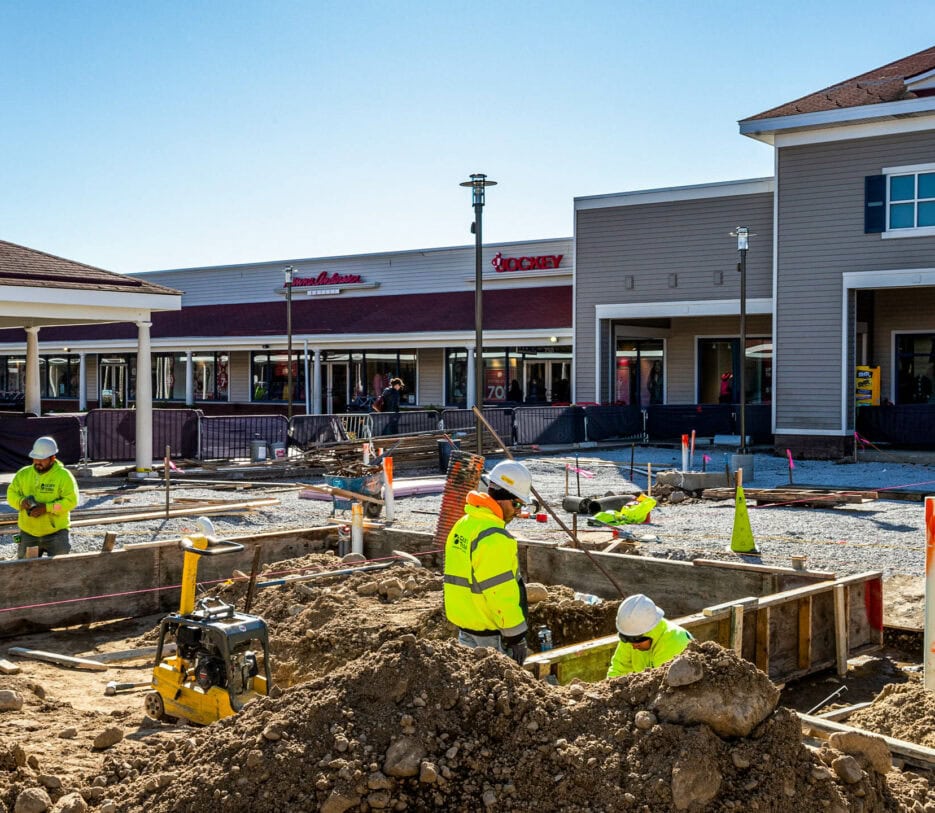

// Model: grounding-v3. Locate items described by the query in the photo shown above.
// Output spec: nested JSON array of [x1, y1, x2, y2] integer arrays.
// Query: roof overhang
[[0, 286, 182, 330], [739, 96, 935, 144]]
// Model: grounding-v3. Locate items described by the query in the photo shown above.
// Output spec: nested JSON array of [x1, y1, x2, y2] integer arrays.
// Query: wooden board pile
[[701, 487, 878, 508]]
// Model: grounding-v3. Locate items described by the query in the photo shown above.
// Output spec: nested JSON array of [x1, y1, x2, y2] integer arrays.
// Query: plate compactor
[[144, 524, 272, 725]]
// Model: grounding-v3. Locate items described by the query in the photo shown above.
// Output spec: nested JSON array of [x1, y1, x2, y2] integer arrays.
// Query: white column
[[78, 352, 87, 411], [303, 340, 311, 414], [313, 349, 322, 415], [135, 321, 153, 473], [25, 327, 41, 415], [185, 350, 194, 406], [465, 345, 476, 410]]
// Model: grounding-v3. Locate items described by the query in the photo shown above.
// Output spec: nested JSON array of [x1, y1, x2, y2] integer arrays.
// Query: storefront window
[[153, 353, 185, 401], [0, 355, 80, 399], [251, 352, 306, 403], [0, 356, 26, 393], [895, 334, 935, 403], [614, 340, 663, 407], [193, 352, 230, 401], [447, 346, 572, 406], [698, 338, 772, 405], [347, 350, 417, 406], [100, 355, 133, 408]]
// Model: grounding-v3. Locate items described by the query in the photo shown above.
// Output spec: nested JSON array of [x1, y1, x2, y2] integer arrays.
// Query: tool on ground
[[805, 684, 847, 715], [105, 680, 150, 696], [145, 517, 272, 726], [470, 406, 627, 598]]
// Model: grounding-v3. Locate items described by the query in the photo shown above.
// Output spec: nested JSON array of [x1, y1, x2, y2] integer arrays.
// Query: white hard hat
[[28, 436, 58, 459], [485, 460, 532, 504], [616, 594, 665, 637]]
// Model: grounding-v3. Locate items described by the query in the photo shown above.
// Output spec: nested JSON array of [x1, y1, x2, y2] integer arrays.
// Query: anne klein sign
[[293, 271, 362, 287], [491, 251, 563, 272]]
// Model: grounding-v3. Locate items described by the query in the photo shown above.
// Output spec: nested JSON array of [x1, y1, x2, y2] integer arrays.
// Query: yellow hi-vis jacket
[[7, 460, 80, 538], [443, 491, 528, 639], [606, 617, 692, 678]]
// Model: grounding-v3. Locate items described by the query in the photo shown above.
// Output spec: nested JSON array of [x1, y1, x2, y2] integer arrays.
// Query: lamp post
[[732, 227, 749, 454], [460, 173, 497, 454], [284, 265, 295, 420]]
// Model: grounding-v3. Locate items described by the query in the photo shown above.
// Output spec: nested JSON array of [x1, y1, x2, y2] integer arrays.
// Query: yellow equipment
[[144, 528, 271, 725]]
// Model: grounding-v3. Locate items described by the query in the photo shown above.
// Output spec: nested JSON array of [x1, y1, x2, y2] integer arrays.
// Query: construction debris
[[702, 487, 878, 507]]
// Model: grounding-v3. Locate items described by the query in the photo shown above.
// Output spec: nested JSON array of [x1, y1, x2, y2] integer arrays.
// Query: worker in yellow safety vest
[[607, 594, 692, 678], [443, 460, 532, 665]]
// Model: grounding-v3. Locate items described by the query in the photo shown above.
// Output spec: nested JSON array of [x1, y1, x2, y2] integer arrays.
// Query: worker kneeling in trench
[[443, 460, 532, 666], [607, 594, 693, 678]]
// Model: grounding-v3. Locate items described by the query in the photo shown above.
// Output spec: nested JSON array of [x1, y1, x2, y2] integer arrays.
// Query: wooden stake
[[244, 545, 263, 614], [647, 462, 652, 498], [101, 532, 117, 553], [164, 445, 171, 519]]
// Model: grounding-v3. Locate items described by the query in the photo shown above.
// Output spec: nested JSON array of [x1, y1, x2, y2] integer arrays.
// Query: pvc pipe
[[926, 497, 935, 691], [351, 502, 364, 555], [681, 433, 689, 473]]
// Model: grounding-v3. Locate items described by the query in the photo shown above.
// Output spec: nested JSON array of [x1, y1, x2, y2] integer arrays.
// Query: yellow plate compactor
[[144, 523, 271, 725]]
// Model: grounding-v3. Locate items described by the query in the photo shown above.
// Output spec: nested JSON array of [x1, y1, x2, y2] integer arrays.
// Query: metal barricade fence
[[513, 406, 585, 445], [439, 408, 514, 445], [199, 414, 289, 460]]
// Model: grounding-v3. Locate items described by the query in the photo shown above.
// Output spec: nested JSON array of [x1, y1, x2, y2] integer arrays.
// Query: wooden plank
[[693, 558, 835, 581], [834, 584, 848, 677], [8, 647, 107, 671], [799, 713, 935, 771], [729, 605, 744, 654], [755, 607, 770, 673], [798, 596, 812, 671], [301, 483, 384, 506], [69, 498, 279, 527], [703, 596, 758, 617]]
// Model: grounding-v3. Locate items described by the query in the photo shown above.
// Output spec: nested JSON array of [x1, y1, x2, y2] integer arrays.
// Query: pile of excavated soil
[[97, 640, 903, 812], [847, 681, 935, 748]]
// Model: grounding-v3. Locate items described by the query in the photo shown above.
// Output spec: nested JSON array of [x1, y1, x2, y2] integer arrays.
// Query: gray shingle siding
[[575, 192, 774, 403], [775, 130, 935, 431]]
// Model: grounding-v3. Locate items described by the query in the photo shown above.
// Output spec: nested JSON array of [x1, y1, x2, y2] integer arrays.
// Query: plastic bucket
[[250, 439, 268, 462], [271, 441, 287, 460], [438, 439, 462, 473]]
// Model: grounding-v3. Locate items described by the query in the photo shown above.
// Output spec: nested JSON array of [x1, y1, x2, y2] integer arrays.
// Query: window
[[879, 163, 935, 237], [614, 339, 663, 407], [0, 354, 79, 399], [446, 346, 572, 406], [698, 339, 772, 405], [251, 352, 306, 403], [895, 334, 935, 404]]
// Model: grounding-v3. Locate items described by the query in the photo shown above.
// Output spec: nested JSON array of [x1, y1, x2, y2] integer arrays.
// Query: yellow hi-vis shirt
[[443, 492, 527, 638], [606, 617, 692, 678], [7, 460, 80, 537]]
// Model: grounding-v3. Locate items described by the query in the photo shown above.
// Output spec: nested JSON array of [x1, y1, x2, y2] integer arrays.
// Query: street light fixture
[[284, 265, 295, 420], [460, 173, 497, 454], [730, 227, 750, 454]]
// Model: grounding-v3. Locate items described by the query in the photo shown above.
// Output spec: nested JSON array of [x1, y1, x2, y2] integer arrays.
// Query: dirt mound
[[847, 681, 935, 748], [98, 639, 897, 812]]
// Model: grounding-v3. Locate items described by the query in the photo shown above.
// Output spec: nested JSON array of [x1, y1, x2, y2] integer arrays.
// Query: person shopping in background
[[443, 460, 532, 665], [381, 376, 404, 434], [606, 593, 692, 678], [7, 436, 80, 558]]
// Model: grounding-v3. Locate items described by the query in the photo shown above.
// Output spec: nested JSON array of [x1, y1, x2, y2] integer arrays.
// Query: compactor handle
[[179, 538, 245, 556]]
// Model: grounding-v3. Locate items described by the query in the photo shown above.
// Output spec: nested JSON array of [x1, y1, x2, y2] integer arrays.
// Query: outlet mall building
[[4, 44, 935, 456], [3, 238, 573, 415]]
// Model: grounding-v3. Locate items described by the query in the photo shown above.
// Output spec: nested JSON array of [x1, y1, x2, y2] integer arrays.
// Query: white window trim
[[881, 162, 935, 238]]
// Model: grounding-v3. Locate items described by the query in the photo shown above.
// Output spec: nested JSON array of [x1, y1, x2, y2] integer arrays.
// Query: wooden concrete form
[[0, 528, 335, 637], [524, 570, 883, 687]]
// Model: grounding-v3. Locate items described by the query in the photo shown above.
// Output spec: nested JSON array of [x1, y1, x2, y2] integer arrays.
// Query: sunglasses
[[619, 633, 652, 645], [511, 499, 525, 510]]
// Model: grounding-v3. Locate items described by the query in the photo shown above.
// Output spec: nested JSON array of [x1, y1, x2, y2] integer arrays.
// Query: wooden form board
[[0, 528, 335, 637], [524, 571, 883, 687]]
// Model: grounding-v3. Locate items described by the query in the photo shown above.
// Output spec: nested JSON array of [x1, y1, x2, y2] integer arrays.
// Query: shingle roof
[[743, 44, 935, 122], [0, 239, 179, 295]]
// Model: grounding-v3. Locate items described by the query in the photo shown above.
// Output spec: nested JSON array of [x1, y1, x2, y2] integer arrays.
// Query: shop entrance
[[100, 357, 130, 408], [324, 362, 348, 414], [523, 360, 572, 404]]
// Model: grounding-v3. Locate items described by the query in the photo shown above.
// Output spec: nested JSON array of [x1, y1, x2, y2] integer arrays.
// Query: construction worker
[[6, 436, 80, 558], [443, 460, 531, 665], [607, 593, 692, 678]]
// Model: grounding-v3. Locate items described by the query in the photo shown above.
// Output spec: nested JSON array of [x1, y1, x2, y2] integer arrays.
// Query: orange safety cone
[[730, 468, 759, 554]]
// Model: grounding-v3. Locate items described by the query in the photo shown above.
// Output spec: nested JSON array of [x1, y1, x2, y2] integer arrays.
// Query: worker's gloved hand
[[21, 495, 37, 513], [27, 502, 47, 518], [502, 633, 528, 666]]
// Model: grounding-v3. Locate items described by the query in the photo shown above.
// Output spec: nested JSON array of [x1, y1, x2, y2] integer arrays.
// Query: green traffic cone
[[730, 469, 759, 555]]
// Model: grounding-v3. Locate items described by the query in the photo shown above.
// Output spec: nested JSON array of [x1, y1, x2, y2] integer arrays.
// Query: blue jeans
[[457, 629, 505, 654], [18, 529, 71, 558]]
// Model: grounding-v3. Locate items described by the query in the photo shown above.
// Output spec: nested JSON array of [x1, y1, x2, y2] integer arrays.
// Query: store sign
[[491, 252, 563, 273], [293, 271, 363, 287], [485, 368, 506, 401]]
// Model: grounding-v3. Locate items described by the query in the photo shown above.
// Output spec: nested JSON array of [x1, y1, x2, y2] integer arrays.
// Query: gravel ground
[[1, 445, 933, 579]]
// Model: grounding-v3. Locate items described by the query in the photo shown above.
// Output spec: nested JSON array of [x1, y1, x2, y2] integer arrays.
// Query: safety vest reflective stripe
[[475, 570, 515, 591], [471, 526, 513, 554]]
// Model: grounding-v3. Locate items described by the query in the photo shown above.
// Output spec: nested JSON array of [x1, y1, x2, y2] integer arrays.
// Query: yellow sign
[[855, 366, 880, 406]]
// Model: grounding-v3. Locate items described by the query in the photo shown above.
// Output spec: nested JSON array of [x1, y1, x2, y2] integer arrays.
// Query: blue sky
[[2, 2, 934, 273]]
